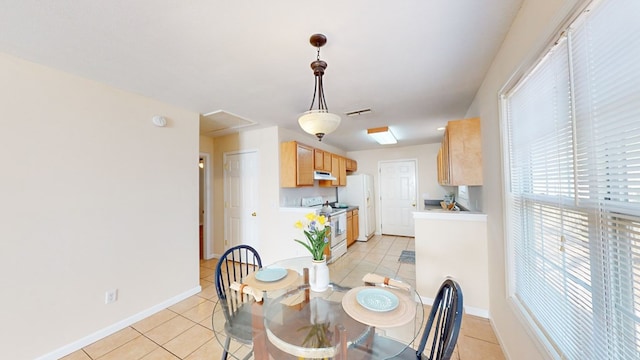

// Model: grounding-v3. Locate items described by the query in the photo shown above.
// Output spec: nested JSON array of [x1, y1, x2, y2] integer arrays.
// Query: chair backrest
[[214, 244, 262, 301], [416, 279, 464, 360]]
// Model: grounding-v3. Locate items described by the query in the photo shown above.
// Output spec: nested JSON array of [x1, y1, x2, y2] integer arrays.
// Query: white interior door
[[379, 160, 417, 236], [224, 150, 259, 250]]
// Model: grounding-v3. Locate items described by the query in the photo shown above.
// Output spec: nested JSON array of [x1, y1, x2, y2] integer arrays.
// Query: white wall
[[347, 143, 450, 234], [0, 53, 201, 359], [465, 0, 584, 358], [414, 213, 489, 317], [209, 127, 281, 258]]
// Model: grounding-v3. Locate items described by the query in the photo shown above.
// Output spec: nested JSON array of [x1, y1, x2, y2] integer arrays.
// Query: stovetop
[[301, 196, 346, 216]]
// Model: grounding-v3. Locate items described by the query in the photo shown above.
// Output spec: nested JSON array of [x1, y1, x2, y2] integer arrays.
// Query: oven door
[[330, 212, 347, 247]]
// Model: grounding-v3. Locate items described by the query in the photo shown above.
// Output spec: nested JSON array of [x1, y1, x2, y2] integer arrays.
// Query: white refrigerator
[[339, 174, 376, 241]]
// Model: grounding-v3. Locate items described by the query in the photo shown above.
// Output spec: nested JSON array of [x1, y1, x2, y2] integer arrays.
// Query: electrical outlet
[[105, 289, 118, 304]]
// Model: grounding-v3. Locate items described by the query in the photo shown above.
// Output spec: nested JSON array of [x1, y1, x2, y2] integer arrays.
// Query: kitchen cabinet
[[282, 141, 355, 188], [346, 158, 357, 172], [352, 208, 359, 242], [437, 117, 483, 186], [338, 157, 346, 186], [347, 210, 355, 247], [314, 149, 332, 172], [280, 141, 314, 187], [319, 154, 347, 187]]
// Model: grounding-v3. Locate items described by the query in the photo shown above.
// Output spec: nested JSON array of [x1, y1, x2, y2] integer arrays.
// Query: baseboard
[[419, 295, 489, 319], [36, 285, 202, 360]]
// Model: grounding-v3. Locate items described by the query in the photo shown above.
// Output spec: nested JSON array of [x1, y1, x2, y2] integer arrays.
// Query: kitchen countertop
[[414, 208, 486, 221]]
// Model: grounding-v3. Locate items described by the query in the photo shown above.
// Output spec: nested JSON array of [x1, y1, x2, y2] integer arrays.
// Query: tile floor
[[62, 235, 505, 360]]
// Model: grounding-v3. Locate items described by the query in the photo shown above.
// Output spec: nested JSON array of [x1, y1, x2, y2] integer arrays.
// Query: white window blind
[[503, 0, 640, 358]]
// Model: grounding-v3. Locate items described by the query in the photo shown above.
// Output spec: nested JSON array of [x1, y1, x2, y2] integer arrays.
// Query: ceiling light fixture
[[298, 34, 341, 142], [367, 126, 397, 145]]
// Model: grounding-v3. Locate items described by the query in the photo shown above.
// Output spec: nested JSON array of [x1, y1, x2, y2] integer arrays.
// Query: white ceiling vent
[[200, 110, 256, 137]]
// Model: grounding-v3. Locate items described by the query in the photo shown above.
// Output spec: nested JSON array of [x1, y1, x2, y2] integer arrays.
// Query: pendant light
[[298, 34, 341, 141]]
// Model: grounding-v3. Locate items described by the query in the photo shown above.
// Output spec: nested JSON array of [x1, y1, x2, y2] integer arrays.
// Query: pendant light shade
[[298, 34, 341, 141], [298, 110, 341, 142]]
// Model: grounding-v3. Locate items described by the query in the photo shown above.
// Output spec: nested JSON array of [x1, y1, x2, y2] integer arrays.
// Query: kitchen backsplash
[[280, 186, 337, 207]]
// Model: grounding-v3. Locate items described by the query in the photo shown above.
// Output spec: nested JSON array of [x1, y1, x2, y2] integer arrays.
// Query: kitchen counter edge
[[413, 210, 487, 222]]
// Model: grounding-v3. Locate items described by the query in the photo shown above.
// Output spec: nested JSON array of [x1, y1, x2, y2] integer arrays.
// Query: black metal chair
[[352, 279, 464, 360], [214, 245, 263, 360]]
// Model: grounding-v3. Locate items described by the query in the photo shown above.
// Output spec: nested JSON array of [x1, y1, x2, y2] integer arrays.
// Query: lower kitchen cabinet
[[352, 209, 359, 242], [347, 209, 359, 247]]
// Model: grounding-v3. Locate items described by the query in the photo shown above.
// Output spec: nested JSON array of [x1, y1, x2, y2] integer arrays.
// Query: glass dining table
[[212, 255, 424, 359]]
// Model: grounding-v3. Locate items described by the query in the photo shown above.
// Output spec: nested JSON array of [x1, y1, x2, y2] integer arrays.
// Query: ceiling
[[0, 0, 523, 151]]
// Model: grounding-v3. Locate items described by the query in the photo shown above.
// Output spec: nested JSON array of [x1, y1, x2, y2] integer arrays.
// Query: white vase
[[309, 257, 330, 292]]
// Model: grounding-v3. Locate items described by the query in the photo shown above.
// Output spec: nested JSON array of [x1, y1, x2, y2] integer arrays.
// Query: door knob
[[412, 203, 416, 207], [251, 212, 257, 217]]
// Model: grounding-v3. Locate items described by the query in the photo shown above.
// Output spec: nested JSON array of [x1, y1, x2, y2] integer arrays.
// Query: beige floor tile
[[145, 316, 195, 345], [211, 307, 226, 333], [200, 279, 213, 289], [197, 284, 218, 300], [224, 338, 252, 358], [60, 350, 92, 360], [169, 295, 207, 314], [184, 338, 224, 360], [200, 259, 218, 269], [362, 252, 386, 263], [132, 309, 178, 334], [377, 260, 400, 274], [387, 245, 407, 255], [97, 335, 158, 360], [199, 266, 214, 278], [397, 264, 416, 281], [198, 316, 214, 331], [140, 347, 180, 360], [369, 245, 391, 255], [461, 314, 499, 344], [458, 335, 506, 360], [181, 299, 215, 323], [162, 324, 214, 359], [83, 327, 140, 359]]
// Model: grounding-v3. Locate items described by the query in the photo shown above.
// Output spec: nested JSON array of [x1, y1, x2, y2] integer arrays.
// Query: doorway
[[199, 153, 211, 259], [379, 159, 417, 237], [223, 150, 260, 250]]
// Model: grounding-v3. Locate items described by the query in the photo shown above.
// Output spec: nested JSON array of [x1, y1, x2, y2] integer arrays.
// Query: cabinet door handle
[[251, 212, 257, 217]]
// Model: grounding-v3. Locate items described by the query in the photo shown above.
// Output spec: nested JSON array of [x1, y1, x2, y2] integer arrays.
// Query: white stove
[[301, 196, 346, 216], [301, 196, 348, 263]]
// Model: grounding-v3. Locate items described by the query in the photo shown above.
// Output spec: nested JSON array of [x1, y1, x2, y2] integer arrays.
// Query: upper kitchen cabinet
[[338, 157, 346, 186], [313, 148, 332, 172], [319, 154, 346, 187], [281, 141, 314, 187], [438, 117, 483, 186], [346, 158, 357, 172]]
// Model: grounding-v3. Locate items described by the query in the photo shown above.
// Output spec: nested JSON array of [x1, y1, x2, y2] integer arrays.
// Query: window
[[502, 0, 640, 358]]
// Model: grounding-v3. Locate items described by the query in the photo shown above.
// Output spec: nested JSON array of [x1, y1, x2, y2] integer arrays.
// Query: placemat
[[243, 269, 300, 292], [341, 286, 416, 328]]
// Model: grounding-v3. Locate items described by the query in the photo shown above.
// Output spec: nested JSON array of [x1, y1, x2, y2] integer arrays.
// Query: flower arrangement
[[299, 322, 333, 349], [294, 213, 330, 261]]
